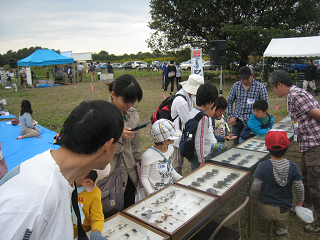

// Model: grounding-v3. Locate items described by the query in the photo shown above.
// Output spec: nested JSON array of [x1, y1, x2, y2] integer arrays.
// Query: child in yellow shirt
[[73, 170, 105, 240]]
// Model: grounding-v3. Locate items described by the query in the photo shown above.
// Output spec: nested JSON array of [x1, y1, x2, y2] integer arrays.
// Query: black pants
[[164, 76, 175, 92], [176, 76, 181, 89], [123, 177, 136, 209]]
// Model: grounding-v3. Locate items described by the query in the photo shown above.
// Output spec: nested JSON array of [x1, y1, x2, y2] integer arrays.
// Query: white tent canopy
[[263, 36, 320, 58]]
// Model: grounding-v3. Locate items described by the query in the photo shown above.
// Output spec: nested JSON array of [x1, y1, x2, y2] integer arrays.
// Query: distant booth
[[61, 51, 93, 82], [262, 36, 320, 83], [17, 49, 74, 86]]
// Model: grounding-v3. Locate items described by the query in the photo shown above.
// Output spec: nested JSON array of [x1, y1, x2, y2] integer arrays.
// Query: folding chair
[[191, 196, 249, 240]]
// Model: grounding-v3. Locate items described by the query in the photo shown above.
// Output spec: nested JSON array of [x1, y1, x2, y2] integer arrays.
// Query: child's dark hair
[[196, 82, 218, 106], [214, 96, 227, 110], [108, 74, 143, 103], [86, 170, 98, 182], [253, 99, 268, 111], [20, 100, 33, 116], [268, 146, 288, 158]]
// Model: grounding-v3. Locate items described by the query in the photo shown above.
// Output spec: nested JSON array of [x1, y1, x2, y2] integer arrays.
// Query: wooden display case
[[272, 122, 294, 133], [123, 184, 219, 240], [208, 148, 269, 172], [236, 138, 268, 153], [82, 212, 169, 240], [176, 163, 250, 203]]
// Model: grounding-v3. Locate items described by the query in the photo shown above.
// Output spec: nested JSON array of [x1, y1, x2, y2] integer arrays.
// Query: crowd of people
[[0, 61, 320, 239]]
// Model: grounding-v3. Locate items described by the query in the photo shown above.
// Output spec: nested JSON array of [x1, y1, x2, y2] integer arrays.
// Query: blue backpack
[[179, 111, 204, 160]]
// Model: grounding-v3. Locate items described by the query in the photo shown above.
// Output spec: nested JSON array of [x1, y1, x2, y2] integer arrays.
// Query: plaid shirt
[[288, 85, 320, 152], [227, 80, 269, 123]]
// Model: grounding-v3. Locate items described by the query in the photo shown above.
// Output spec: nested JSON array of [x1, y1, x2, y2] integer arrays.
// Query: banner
[[191, 48, 203, 76]]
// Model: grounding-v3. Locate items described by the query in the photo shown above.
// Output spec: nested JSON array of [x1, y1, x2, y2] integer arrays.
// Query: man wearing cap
[[162, 61, 168, 90], [269, 70, 320, 234], [140, 119, 182, 196], [170, 74, 204, 174], [227, 66, 269, 146], [250, 130, 304, 239]]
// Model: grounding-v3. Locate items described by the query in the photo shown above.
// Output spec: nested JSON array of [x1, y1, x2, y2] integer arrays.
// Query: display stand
[[78, 212, 169, 240], [124, 184, 219, 240], [176, 163, 250, 203], [236, 138, 268, 153]]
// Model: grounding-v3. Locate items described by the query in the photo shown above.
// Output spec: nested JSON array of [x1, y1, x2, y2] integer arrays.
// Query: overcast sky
[[0, 0, 153, 55]]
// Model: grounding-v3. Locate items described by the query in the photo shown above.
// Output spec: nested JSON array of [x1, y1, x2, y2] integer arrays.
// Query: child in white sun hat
[[140, 119, 182, 196]]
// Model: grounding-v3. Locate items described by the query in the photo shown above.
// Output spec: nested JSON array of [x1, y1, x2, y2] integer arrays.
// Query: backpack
[[179, 111, 204, 160], [151, 94, 187, 123]]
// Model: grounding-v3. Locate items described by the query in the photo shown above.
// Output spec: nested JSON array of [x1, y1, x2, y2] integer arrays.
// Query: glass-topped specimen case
[[209, 146, 269, 172], [123, 184, 219, 240], [272, 122, 294, 133], [279, 116, 292, 124], [78, 212, 169, 240], [236, 138, 268, 153], [176, 163, 250, 203]]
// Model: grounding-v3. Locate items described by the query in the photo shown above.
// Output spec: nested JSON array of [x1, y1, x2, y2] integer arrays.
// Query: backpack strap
[[194, 111, 205, 122]]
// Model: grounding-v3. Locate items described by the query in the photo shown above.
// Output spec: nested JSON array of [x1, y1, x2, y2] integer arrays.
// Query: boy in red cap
[[250, 130, 304, 239]]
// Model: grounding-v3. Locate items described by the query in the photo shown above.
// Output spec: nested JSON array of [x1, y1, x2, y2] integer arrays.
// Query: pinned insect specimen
[[228, 156, 236, 161], [222, 160, 230, 163], [233, 153, 241, 158], [154, 220, 164, 223], [213, 180, 227, 188], [247, 155, 254, 159], [132, 228, 137, 233], [125, 233, 130, 237], [211, 169, 219, 174], [205, 172, 214, 177], [206, 188, 219, 194], [191, 181, 201, 186], [203, 174, 211, 179], [161, 214, 171, 220], [224, 177, 232, 182], [227, 173, 239, 179], [238, 159, 249, 165], [194, 198, 205, 205], [197, 177, 205, 182]]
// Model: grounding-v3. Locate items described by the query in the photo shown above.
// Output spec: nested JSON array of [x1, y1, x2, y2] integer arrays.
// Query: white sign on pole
[[26, 67, 32, 86], [191, 48, 203, 76]]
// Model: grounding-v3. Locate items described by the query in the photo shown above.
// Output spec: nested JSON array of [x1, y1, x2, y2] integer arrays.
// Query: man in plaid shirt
[[227, 66, 269, 146], [269, 70, 320, 235]]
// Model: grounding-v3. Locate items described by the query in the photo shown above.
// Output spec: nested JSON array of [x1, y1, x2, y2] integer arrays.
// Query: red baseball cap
[[265, 130, 290, 151]]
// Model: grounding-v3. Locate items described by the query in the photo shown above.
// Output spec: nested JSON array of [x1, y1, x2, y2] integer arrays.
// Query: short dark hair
[[196, 82, 218, 106], [86, 170, 98, 182], [214, 96, 227, 111], [20, 100, 33, 116], [268, 146, 288, 158], [108, 74, 143, 103], [308, 59, 313, 63], [253, 99, 268, 111], [170, 60, 174, 64], [59, 100, 124, 154], [108, 62, 111, 64], [268, 70, 293, 87]]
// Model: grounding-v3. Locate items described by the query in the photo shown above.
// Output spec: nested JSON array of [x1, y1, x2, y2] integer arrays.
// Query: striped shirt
[[287, 85, 320, 152], [251, 159, 304, 202], [227, 80, 269, 123]]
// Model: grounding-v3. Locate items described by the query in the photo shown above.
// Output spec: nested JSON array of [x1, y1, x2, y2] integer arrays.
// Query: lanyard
[[150, 146, 173, 172]]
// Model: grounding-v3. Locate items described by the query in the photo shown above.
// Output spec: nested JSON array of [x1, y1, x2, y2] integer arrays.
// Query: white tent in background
[[263, 36, 320, 58]]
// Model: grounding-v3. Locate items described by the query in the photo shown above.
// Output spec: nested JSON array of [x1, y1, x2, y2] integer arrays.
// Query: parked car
[[203, 61, 214, 70], [111, 63, 121, 69], [101, 63, 107, 69], [180, 60, 192, 70], [313, 59, 320, 71], [120, 61, 147, 69], [285, 62, 308, 73]]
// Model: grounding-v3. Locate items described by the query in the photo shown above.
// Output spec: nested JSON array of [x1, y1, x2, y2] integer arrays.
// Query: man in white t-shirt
[[0, 100, 124, 240]]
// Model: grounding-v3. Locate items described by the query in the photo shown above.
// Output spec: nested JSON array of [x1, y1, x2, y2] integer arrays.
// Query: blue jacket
[[240, 112, 274, 140]]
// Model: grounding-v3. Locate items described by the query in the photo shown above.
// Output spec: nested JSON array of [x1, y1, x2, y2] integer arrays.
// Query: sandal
[[304, 223, 320, 235]]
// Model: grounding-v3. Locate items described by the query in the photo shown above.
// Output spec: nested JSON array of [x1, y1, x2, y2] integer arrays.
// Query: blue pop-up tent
[[17, 49, 74, 66]]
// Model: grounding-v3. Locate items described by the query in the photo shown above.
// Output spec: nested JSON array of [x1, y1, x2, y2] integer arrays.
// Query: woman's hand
[[121, 127, 137, 139]]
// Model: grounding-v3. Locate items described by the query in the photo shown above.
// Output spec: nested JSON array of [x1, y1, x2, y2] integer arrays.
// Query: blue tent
[[17, 49, 74, 66]]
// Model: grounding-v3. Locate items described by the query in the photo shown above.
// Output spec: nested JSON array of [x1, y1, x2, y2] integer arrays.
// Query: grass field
[[0, 70, 318, 239]]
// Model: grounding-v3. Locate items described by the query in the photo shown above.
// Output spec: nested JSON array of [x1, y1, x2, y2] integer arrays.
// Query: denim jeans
[[231, 119, 244, 147]]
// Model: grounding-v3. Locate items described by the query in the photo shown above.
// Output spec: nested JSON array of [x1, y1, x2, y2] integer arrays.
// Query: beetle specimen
[[191, 181, 201, 186], [154, 219, 164, 223], [213, 180, 227, 188], [124, 233, 130, 237], [206, 188, 219, 194], [227, 173, 239, 179], [197, 177, 205, 182], [132, 228, 137, 233], [211, 169, 219, 174]]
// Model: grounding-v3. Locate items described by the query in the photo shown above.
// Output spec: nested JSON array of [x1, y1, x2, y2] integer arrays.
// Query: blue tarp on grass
[[0, 121, 60, 171], [0, 114, 16, 119]]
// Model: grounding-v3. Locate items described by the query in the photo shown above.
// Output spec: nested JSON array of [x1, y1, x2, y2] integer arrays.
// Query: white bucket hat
[[150, 119, 181, 143], [180, 74, 204, 95]]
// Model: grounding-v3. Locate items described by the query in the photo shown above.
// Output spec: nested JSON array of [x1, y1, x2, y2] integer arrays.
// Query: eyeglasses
[[270, 84, 278, 90], [117, 140, 123, 145]]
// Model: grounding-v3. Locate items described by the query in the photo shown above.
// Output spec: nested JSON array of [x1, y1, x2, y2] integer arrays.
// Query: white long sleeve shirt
[[140, 145, 182, 195]]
